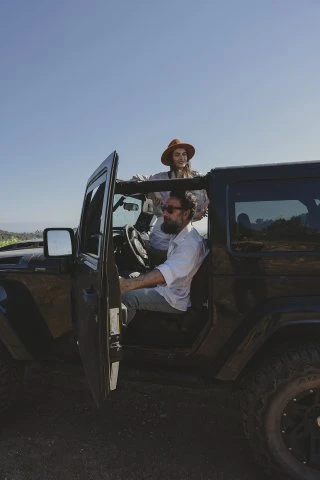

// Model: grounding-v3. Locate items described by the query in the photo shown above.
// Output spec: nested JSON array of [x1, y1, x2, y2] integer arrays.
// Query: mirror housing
[[43, 228, 75, 257]]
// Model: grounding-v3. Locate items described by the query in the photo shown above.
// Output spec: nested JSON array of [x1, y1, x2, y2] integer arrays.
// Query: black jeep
[[1, 151, 320, 480]]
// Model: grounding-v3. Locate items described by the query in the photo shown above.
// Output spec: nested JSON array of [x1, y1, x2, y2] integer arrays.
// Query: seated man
[[120, 190, 209, 325]]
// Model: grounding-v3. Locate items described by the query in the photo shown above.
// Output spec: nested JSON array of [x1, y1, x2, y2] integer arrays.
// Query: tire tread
[[240, 342, 320, 478]]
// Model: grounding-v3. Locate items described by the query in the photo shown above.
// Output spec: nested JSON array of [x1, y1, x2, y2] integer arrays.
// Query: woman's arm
[[193, 189, 209, 221], [130, 174, 151, 181]]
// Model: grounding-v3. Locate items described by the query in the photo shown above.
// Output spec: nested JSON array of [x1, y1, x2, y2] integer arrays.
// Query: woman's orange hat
[[161, 138, 195, 166]]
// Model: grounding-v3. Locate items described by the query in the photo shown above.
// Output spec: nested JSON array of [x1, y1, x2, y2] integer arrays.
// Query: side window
[[229, 179, 320, 253], [193, 217, 208, 238], [80, 180, 106, 256]]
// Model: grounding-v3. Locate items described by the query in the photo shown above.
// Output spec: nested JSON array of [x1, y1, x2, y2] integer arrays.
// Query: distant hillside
[[0, 229, 43, 242]]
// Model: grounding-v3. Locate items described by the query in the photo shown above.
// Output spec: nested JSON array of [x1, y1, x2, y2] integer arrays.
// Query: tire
[[240, 342, 320, 480], [0, 342, 24, 415]]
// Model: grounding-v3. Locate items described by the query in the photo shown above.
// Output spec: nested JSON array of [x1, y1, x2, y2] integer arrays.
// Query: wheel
[[240, 342, 320, 480], [0, 342, 24, 415], [124, 225, 149, 269]]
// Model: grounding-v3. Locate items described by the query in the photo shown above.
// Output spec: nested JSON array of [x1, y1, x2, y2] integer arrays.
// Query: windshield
[[112, 194, 143, 228]]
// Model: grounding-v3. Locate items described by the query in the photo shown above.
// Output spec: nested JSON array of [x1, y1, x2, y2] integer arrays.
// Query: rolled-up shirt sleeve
[[157, 243, 199, 287]]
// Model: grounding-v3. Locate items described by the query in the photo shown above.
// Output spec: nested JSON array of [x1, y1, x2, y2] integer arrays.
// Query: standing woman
[[133, 138, 209, 261]]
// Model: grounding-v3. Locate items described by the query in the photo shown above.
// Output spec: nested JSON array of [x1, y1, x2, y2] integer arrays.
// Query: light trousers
[[122, 288, 183, 325]]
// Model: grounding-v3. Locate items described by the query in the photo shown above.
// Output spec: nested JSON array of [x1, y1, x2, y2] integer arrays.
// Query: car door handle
[[83, 288, 97, 308]]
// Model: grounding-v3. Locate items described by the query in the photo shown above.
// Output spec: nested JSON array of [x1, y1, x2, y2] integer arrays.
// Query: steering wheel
[[124, 225, 149, 269]]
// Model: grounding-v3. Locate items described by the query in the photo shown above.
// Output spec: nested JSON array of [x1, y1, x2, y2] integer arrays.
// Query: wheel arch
[[237, 321, 320, 381], [0, 309, 31, 360], [0, 279, 53, 360], [214, 297, 320, 381]]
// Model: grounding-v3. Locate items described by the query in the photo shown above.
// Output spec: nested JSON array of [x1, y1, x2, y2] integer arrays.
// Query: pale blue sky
[[1, 0, 320, 232]]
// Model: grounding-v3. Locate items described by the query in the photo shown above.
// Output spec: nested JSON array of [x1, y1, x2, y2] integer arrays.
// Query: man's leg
[[122, 288, 183, 325]]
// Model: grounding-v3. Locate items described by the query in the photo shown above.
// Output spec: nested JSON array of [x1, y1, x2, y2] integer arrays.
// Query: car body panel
[[198, 162, 320, 378]]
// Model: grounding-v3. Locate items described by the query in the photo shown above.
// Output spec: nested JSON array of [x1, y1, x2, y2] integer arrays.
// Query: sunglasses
[[161, 205, 184, 214]]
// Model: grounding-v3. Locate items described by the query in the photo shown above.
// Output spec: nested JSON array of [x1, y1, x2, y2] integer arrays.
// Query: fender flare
[[0, 279, 53, 360], [0, 308, 32, 360], [214, 297, 320, 381]]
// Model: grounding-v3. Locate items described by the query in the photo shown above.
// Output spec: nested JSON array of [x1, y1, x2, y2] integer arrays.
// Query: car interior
[[113, 177, 211, 349]]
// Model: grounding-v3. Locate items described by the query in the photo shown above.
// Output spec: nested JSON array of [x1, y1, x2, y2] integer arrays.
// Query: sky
[[1, 0, 320, 232]]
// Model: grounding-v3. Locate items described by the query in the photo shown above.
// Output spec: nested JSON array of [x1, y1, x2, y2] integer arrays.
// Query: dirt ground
[[0, 362, 275, 480]]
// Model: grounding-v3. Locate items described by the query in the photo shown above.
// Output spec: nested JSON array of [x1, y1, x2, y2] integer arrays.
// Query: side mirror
[[43, 228, 75, 257]]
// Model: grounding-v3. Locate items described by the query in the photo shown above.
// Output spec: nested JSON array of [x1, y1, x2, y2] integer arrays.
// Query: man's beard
[[161, 219, 181, 234]]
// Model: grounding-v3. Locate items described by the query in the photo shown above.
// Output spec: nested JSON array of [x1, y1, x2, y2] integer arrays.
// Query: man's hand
[[119, 269, 165, 294], [119, 276, 131, 294]]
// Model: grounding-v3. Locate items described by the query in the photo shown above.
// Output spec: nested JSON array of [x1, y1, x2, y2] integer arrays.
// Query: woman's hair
[[167, 151, 196, 178]]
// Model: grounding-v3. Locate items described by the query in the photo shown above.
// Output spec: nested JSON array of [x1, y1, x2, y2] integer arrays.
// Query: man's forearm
[[120, 269, 165, 294]]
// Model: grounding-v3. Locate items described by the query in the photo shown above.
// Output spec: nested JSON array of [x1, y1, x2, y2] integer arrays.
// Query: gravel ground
[[0, 362, 276, 480]]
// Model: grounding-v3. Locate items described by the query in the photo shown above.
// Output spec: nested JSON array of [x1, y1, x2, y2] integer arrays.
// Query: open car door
[[73, 151, 122, 406]]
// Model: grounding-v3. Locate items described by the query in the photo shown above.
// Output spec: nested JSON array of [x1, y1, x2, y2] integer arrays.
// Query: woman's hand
[[193, 208, 208, 221], [153, 196, 162, 206]]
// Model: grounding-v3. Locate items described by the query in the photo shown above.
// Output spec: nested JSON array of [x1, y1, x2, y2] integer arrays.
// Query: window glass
[[113, 194, 143, 228], [80, 181, 106, 256], [193, 217, 208, 238], [229, 179, 320, 252]]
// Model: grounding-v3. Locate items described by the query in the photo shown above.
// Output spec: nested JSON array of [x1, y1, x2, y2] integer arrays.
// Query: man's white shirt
[[155, 224, 209, 311]]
